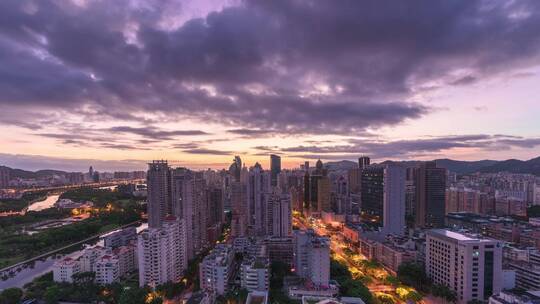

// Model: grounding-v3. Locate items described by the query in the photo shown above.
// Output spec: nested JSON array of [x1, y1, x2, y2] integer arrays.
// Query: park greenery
[[397, 262, 457, 303], [269, 261, 301, 304], [0, 287, 23, 304], [331, 259, 374, 304], [60, 187, 145, 210], [0, 188, 143, 269], [17, 271, 163, 304], [0, 209, 140, 270], [0, 191, 48, 212], [0, 208, 70, 233]]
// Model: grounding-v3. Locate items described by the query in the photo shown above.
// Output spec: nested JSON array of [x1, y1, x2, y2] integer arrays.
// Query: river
[[27, 194, 61, 212], [0, 222, 147, 290]]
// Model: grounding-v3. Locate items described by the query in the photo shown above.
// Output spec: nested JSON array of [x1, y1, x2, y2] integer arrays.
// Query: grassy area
[[0, 210, 140, 269], [60, 188, 144, 209], [0, 208, 71, 235], [0, 188, 144, 269]]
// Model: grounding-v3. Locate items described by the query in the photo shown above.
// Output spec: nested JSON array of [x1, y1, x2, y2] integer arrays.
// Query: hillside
[[479, 156, 540, 176], [0, 166, 67, 179], [434, 159, 499, 174]]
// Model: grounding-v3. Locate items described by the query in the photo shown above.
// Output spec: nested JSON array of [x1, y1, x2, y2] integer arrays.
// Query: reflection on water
[[27, 194, 61, 212]]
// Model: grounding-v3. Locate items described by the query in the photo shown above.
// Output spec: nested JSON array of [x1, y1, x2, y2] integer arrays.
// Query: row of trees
[[269, 261, 301, 304], [397, 262, 457, 303], [0, 208, 141, 263], [1, 188, 144, 268], [17, 270, 185, 304], [0, 191, 48, 212], [331, 259, 374, 304]]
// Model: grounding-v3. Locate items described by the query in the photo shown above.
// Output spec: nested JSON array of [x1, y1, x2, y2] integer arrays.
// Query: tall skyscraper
[[229, 156, 242, 182], [358, 156, 370, 169], [147, 161, 171, 228], [231, 181, 247, 237], [270, 154, 281, 187], [347, 168, 361, 194], [383, 165, 406, 235], [317, 176, 331, 212], [405, 167, 416, 220], [246, 163, 270, 236], [303, 171, 310, 211], [170, 168, 208, 259], [138, 216, 187, 288], [426, 229, 502, 303], [415, 161, 447, 228], [207, 187, 224, 227], [361, 164, 405, 235]]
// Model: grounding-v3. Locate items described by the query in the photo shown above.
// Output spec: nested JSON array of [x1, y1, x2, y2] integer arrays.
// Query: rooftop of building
[[186, 292, 207, 304], [427, 229, 498, 243]]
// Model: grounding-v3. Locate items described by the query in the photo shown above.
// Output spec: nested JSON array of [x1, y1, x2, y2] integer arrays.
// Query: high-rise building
[[231, 181, 247, 237], [199, 244, 235, 295], [207, 187, 224, 227], [317, 176, 331, 212], [229, 156, 242, 182], [426, 229, 502, 304], [361, 164, 405, 235], [138, 216, 187, 288], [294, 230, 330, 287], [170, 168, 207, 259], [247, 163, 270, 236], [241, 257, 270, 292], [303, 171, 310, 211], [147, 161, 171, 228], [270, 154, 281, 187], [268, 193, 292, 237], [415, 161, 447, 228], [358, 156, 370, 169], [347, 168, 361, 194], [405, 167, 416, 220], [0, 166, 9, 189]]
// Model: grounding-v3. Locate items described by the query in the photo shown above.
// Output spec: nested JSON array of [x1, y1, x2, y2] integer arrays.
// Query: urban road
[[292, 214, 441, 304]]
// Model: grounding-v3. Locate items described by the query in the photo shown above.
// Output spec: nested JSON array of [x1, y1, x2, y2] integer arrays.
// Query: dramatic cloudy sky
[[1, 0, 540, 171]]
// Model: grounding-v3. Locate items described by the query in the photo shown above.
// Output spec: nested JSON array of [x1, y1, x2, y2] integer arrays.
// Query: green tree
[[431, 284, 457, 303], [397, 262, 430, 292], [118, 286, 148, 304], [44, 285, 62, 304], [0, 287, 23, 304], [384, 275, 400, 287]]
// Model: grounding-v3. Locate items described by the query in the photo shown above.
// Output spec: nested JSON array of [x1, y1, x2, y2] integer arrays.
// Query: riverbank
[[0, 220, 144, 289]]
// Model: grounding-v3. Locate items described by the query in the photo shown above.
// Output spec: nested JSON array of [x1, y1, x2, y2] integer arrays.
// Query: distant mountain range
[[0, 166, 67, 179], [2, 156, 540, 178], [327, 156, 540, 176]]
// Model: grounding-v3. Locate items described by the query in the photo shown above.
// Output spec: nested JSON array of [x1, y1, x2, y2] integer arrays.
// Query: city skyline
[[1, 0, 540, 170]]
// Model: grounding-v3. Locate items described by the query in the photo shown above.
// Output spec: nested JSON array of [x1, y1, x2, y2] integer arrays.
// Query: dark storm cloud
[[107, 126, 209, 140], [1, 0, 540, 136], [227, 129, 277, 136], [182, 148, 232, 155], [281, 135, 540, 159]]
